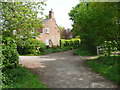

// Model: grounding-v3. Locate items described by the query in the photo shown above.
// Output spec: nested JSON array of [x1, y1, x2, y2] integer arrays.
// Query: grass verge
[[86, 56, 119, 85], [2, 66, 47, 88], [21, 46, 75, 56], [43, 46, 74, 54], [73, 46, 96, 56]]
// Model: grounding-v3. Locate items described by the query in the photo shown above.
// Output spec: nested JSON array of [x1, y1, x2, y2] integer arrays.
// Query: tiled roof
[[43, 18, 50, 23]]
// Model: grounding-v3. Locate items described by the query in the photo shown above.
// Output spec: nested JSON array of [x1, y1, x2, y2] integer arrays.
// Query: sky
[[40, 0, 80, 29]]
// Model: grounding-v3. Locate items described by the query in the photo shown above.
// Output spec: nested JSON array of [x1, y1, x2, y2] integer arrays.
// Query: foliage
[[24, 38, 46, 55], [1, 0, 46, 66], [2, 37, 19, 70], [60, 38, 80, 49], [1, 1, 46, 54], [1, 1, 46, 47], [39, 38, 81, 55], [2, 66, 47, 88], [100, 41, 118, 56], [87, 56, 119, 85], [73, 46, 96, 56], [58, 26, 65, 39], [20, 37, 80, 55], [43, 46, 73, 54], [69, 2, 120, 55], [1, 2, 46, 88]]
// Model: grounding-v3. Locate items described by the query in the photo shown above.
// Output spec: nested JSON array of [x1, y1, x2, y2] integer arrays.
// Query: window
[[45, 28, 50, 33], [45, 39, 49, 45]]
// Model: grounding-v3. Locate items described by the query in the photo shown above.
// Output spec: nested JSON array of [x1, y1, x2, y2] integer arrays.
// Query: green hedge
[[2, 37, 19, 70], [60, 38, 81, 49], [2, 37, 19, 86], [24, 38, 46, 55]]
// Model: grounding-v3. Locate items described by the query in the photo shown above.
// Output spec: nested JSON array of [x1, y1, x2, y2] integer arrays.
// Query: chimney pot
[[49, 9, 54, 19]]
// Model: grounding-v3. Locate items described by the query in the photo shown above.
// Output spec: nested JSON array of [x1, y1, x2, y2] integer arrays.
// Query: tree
[[1, 1, 46, 68], [1, 1, 46, 54], [1, 1, 46, 39], [58, 26, 65, 39], [69, 2, 120, 55]]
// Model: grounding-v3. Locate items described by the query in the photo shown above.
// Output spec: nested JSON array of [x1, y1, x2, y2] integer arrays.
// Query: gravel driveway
[[19, 50, 117, 88]]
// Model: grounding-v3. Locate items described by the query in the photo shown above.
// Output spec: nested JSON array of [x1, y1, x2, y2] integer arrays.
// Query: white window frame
[[45, 28, 50, 33]]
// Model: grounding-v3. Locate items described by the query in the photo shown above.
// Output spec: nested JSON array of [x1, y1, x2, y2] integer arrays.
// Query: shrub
[[2, 37, 19, 87], [24, 38, 46, 54], [2, 37, 19, 70], [60, 38, 80, 48], [15, 37, 25, 55]]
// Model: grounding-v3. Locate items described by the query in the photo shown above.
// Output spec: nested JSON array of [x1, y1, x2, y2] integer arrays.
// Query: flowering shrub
[[24, 38, 46, 54]]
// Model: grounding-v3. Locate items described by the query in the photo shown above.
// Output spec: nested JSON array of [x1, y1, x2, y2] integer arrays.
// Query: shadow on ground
[[20, 50, 117, 88]]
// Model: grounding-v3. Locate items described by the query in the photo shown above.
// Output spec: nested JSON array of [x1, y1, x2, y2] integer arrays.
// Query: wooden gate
[[97, 46, 105, 55]]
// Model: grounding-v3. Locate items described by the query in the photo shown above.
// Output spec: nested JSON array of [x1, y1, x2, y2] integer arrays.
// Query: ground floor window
[[46, 39, 49, 45]]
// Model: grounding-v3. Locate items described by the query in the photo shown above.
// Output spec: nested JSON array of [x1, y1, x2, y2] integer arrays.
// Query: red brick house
[[36, 9, 60, 47]]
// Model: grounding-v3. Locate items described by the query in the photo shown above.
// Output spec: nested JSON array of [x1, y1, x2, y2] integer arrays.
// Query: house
[[36, 9, 60, 47]]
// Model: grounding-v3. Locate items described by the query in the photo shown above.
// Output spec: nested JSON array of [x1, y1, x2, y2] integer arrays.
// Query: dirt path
[[20, 50, 117, 88]]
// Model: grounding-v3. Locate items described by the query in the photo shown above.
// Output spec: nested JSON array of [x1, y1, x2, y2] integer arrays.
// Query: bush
[[2, 37, 19, 70], [24, 38, 46, 54], [15, 37, 25, 54], [60, 38, 80, 48], [2, 37, 19, 87]]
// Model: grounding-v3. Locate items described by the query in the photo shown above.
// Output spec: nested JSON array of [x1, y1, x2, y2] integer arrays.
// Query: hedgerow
[[2, 37, 19, 70], [2, 37, 19, 86], [60, 38, 80, 49]]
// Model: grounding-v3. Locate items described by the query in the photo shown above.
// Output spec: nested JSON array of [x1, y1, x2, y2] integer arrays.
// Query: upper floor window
[[45, 28, 50, 33]]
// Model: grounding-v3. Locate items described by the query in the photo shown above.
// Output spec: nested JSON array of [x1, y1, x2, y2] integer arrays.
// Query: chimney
[[49, 9, 54, 19]]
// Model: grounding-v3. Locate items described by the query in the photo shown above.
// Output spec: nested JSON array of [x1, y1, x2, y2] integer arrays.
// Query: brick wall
[[36, 18, 60, 47]]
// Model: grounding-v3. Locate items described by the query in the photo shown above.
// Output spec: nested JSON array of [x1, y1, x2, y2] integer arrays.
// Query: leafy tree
[[1, 1, 46, 39], [45, 15, 49, 19], [1, 1, 46, 54], [1, 1, 46, 68], [69, 2, 119, 55], [58, 26, 65, 39], [1, 1, 46, 87]]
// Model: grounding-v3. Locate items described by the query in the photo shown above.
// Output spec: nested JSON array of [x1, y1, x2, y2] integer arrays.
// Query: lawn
[[2, 66, 47, 88], [86, 56, 119, 85]]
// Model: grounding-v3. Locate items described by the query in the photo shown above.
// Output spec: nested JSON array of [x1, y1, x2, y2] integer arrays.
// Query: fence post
[[97, 46, 99, 55]]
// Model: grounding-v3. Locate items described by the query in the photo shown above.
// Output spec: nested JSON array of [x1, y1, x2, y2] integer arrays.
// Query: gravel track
[[20, 50, 117, 88]]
